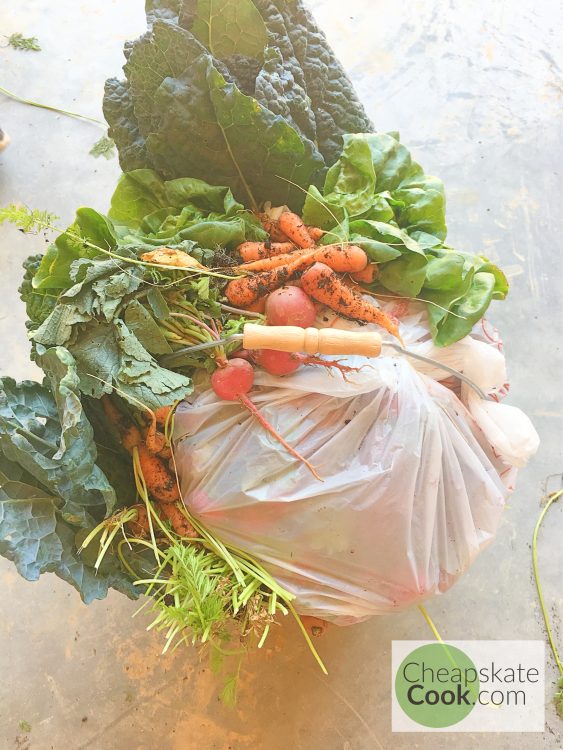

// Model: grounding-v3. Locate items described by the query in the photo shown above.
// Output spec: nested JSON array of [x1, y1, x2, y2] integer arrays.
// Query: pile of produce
[[0, 0, 512, 694]]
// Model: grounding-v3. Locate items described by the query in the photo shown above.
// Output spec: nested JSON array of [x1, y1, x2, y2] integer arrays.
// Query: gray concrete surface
[[1, 1, 562, 748]]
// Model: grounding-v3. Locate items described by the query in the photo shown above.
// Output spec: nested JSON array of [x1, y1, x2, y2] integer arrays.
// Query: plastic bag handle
[[242, 323, 382, 356]]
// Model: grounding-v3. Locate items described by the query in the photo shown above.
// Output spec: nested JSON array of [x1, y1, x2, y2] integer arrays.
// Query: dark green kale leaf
[[18, 255, 57, 331]]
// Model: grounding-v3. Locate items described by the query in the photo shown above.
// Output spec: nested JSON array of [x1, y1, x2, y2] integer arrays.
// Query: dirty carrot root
[[257, 213, 290, 242], [101, 395, 143, 452], [278, 212, 315, 248], [137, 443, 180, 503], [154, 406, 173, 425], [243, 296, 267, 313], [301, 262, 402, 340], [237, 241, 294, 262], [236, 244, 367, 274]]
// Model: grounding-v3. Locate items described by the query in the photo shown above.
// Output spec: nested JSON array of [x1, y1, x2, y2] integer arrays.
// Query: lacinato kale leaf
[[103, 0, 374, 209]]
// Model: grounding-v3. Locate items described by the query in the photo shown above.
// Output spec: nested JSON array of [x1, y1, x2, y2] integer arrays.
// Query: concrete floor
[[1, 1, 562, 748]]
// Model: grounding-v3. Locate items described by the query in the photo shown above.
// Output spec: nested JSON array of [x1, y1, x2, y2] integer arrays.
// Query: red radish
[[210, 359, 320, 480], [253, 349, 301, 376], [265, 286, 316, 328], [211, 358, 254, 401]]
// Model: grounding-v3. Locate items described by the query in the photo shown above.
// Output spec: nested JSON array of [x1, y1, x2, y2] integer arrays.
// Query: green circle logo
[[395, 643, 479, 728]]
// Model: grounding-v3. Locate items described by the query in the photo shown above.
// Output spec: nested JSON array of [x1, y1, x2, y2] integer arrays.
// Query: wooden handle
[[242, 323, 382, 356]]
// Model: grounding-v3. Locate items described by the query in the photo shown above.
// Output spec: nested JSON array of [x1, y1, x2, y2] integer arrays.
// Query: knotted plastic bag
[[173, 301, 538, 624]]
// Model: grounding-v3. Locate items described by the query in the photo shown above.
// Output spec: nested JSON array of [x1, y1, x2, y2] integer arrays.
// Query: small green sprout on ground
[[19, 720, 32, 732], [5, 33, 41, 52], [90, 135, 116, 160]]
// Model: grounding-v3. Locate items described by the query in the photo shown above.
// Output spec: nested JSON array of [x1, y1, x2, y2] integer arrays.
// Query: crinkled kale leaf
[[103, 0, 374, 210], [0, 350, 137, 602]]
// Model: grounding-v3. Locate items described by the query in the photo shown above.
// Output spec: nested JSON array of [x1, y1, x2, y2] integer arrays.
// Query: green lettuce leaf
[[424, 271, 497, 347], [303, 132, 446, 239], [109, 169, 267, 249]]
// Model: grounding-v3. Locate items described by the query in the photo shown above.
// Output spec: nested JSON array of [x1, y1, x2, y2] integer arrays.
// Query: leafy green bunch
[[0, 170, 265, 603], [302, 132, 509, 345], [104, 0, 374, 210]]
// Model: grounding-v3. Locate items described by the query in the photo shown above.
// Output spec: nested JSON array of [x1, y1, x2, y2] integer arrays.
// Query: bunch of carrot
[[225, 210, 398, 339], [101, 396, 195, 539]]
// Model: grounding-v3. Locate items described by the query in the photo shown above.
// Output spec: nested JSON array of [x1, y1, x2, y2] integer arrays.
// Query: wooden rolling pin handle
[[242, 323, 382, 357]]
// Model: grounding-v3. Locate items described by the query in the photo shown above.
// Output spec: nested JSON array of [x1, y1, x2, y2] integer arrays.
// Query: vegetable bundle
[[0, 0, 511, 689]]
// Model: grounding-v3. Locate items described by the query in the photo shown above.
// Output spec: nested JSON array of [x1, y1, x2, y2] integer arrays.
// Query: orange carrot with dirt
[[159, 502, 197, 538], [256, 212, 290, 242], [300, 262, 402, 340], [101, 395, 142, 451], [236, 244, 368, 274], [127, 503, 151, 537], [278, 212, 315, 248], [243, 296, 267, 313], [237, 241, 294, 262], [225, 252, 315, 307], [137, 443, 180, 503]]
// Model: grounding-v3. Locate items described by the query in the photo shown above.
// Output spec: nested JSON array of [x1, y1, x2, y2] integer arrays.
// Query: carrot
[[144, 405, 174, 455], [140, 247, 205, 269], [145, 425, 168, 456], [301, 262, 402, 340], [306, 226, 325, 242], [154, 406, 173, 425], [257, 213, 290, 242], [137, 443, 180, 503], [237, 241, 294, 262], [225, 252, 313, 307], [278, 212, 315, 248], [351, 262, 379, 284], [236, 244, 367, 274], [159, 502, 197, 537], [126, 503, 150, 538], [101, 395, 142, 452]]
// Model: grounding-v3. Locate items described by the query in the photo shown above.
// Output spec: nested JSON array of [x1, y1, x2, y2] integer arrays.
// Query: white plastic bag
[[173, 301, 538, 623]]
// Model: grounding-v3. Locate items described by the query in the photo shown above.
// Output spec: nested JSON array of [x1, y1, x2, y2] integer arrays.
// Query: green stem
[[0, 84, 105, 125], [532, 489, 563, 676]]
